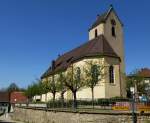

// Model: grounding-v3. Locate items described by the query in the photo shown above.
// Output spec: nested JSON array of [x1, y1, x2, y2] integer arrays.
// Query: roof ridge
[[89, 5, 123, 30], [56, 35, 103, 61], [41, 35, 120, 78]]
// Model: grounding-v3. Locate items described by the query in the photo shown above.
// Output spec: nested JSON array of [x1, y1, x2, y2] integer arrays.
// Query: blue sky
[[0, 0, 150, 88]]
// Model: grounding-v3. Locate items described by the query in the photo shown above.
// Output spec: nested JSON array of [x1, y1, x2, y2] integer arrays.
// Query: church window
[[95, 29, 98, 38], [109, 65, 114, 83], [112, 26, 116, 37], [111, 19, 116, 37], [111, 19, 116, 25]]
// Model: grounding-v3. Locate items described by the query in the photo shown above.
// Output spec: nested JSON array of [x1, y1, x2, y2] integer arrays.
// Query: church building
[[41, 5, 126, 101]]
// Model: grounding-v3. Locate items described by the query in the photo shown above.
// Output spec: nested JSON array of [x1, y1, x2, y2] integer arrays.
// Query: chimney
[[52, 60, 55, 70], [96, 14, 100, 20], [58, 54, 61, 57]]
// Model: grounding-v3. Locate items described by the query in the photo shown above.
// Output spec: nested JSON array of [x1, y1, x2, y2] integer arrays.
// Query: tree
[[41, 80, 50, 102], [25, 83, 36, 101], [7, 83, 19, 93], [84, 60, 105, 108], [46, 75, 59, 107], [57, 72, 67, 107], [65, 64, 85, 109], [25, 79, 44, 102], [126, 69, 147, 98]]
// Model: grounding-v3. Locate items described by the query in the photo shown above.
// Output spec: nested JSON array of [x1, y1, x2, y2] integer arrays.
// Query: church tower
[[88, 5, 126, 97]]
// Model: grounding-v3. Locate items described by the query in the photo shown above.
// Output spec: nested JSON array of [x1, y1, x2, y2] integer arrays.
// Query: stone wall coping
[[15, 106, 150, 116]]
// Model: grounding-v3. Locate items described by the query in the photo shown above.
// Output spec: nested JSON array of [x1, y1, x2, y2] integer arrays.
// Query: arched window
[[112, 26, 116, 37], [109, 65, 114, 83], [95, 29, 98, 38], [111, 19, 116, 25], [111, 19, 116, 37]]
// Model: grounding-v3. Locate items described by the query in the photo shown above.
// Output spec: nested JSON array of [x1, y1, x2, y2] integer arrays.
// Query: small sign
[[112, 106, 130, 111]]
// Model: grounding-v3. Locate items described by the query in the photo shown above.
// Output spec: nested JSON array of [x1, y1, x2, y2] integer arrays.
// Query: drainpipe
[[119, 63, 122, 97]]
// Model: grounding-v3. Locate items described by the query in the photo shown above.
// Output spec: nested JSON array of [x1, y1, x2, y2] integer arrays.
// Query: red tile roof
[[138, 68, 150, 78], [10, 91, 28, 104], [0, 92, 10, 102]]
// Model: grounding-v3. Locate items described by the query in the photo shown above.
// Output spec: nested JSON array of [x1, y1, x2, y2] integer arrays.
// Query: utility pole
[[130, 87, 137, 123]]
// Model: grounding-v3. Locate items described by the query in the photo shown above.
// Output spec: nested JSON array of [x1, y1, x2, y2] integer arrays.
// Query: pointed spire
[[110, 4, 113, 9], [108, 4, 114, 14]]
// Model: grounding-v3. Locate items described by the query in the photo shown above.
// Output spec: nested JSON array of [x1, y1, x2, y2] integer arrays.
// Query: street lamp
[[130, 87, 137, 123]]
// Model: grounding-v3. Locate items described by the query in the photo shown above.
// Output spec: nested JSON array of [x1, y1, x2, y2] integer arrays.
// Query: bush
[[47, 100, 73, 108], [46, 98, 130, 108]]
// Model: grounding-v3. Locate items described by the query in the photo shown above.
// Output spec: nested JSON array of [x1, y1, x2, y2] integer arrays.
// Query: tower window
[[111, 19, 116, 37], [111, 19, 116, 26], [112, 26, 116, 37], [95, 29, 98, 38], [109, 65, 114, 83]]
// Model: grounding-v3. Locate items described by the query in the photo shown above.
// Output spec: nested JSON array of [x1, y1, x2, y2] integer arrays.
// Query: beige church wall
[[89, 24, 104, 40], [41, 74, 62, 102], [104, 11, 125, 70], [103, 11, 126, 97], [105, 65, 121, 98], [41, 56, 121, 101], [103, 57, 121, 98], [41, 92, 61, 102], [63, 92, 67, 99], [41, 94, 46, 102], [65, 57, 106, 99], [76, 85, 106, 99], [41, 93, 53, 102]]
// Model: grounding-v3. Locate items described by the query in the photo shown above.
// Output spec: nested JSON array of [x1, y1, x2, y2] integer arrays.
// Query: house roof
[[41, 35, 120, 79], [89, 5, 123, 31], [0, 92, 10, 103], [10, 91, 28, 104], [138, 68, 150, 78]]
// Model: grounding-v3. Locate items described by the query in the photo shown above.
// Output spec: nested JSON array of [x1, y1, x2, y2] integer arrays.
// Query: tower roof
[[89, 5, 123, 31], [41, 35, 120, 78]]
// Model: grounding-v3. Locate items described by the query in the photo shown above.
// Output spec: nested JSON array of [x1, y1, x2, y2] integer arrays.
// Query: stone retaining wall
[[11, 107, 150, 123]]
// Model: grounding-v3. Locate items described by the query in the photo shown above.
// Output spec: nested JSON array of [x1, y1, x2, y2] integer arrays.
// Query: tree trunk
[[52, 92, 56, 108], [91, 87, 94, 109], [45, 93, 47, 102], [73, 91, 77, 109], [61, 91, 64, 108], [40, 95, 42, 102], [134, 83, 137, 93], [134, 83, 138, 102]]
